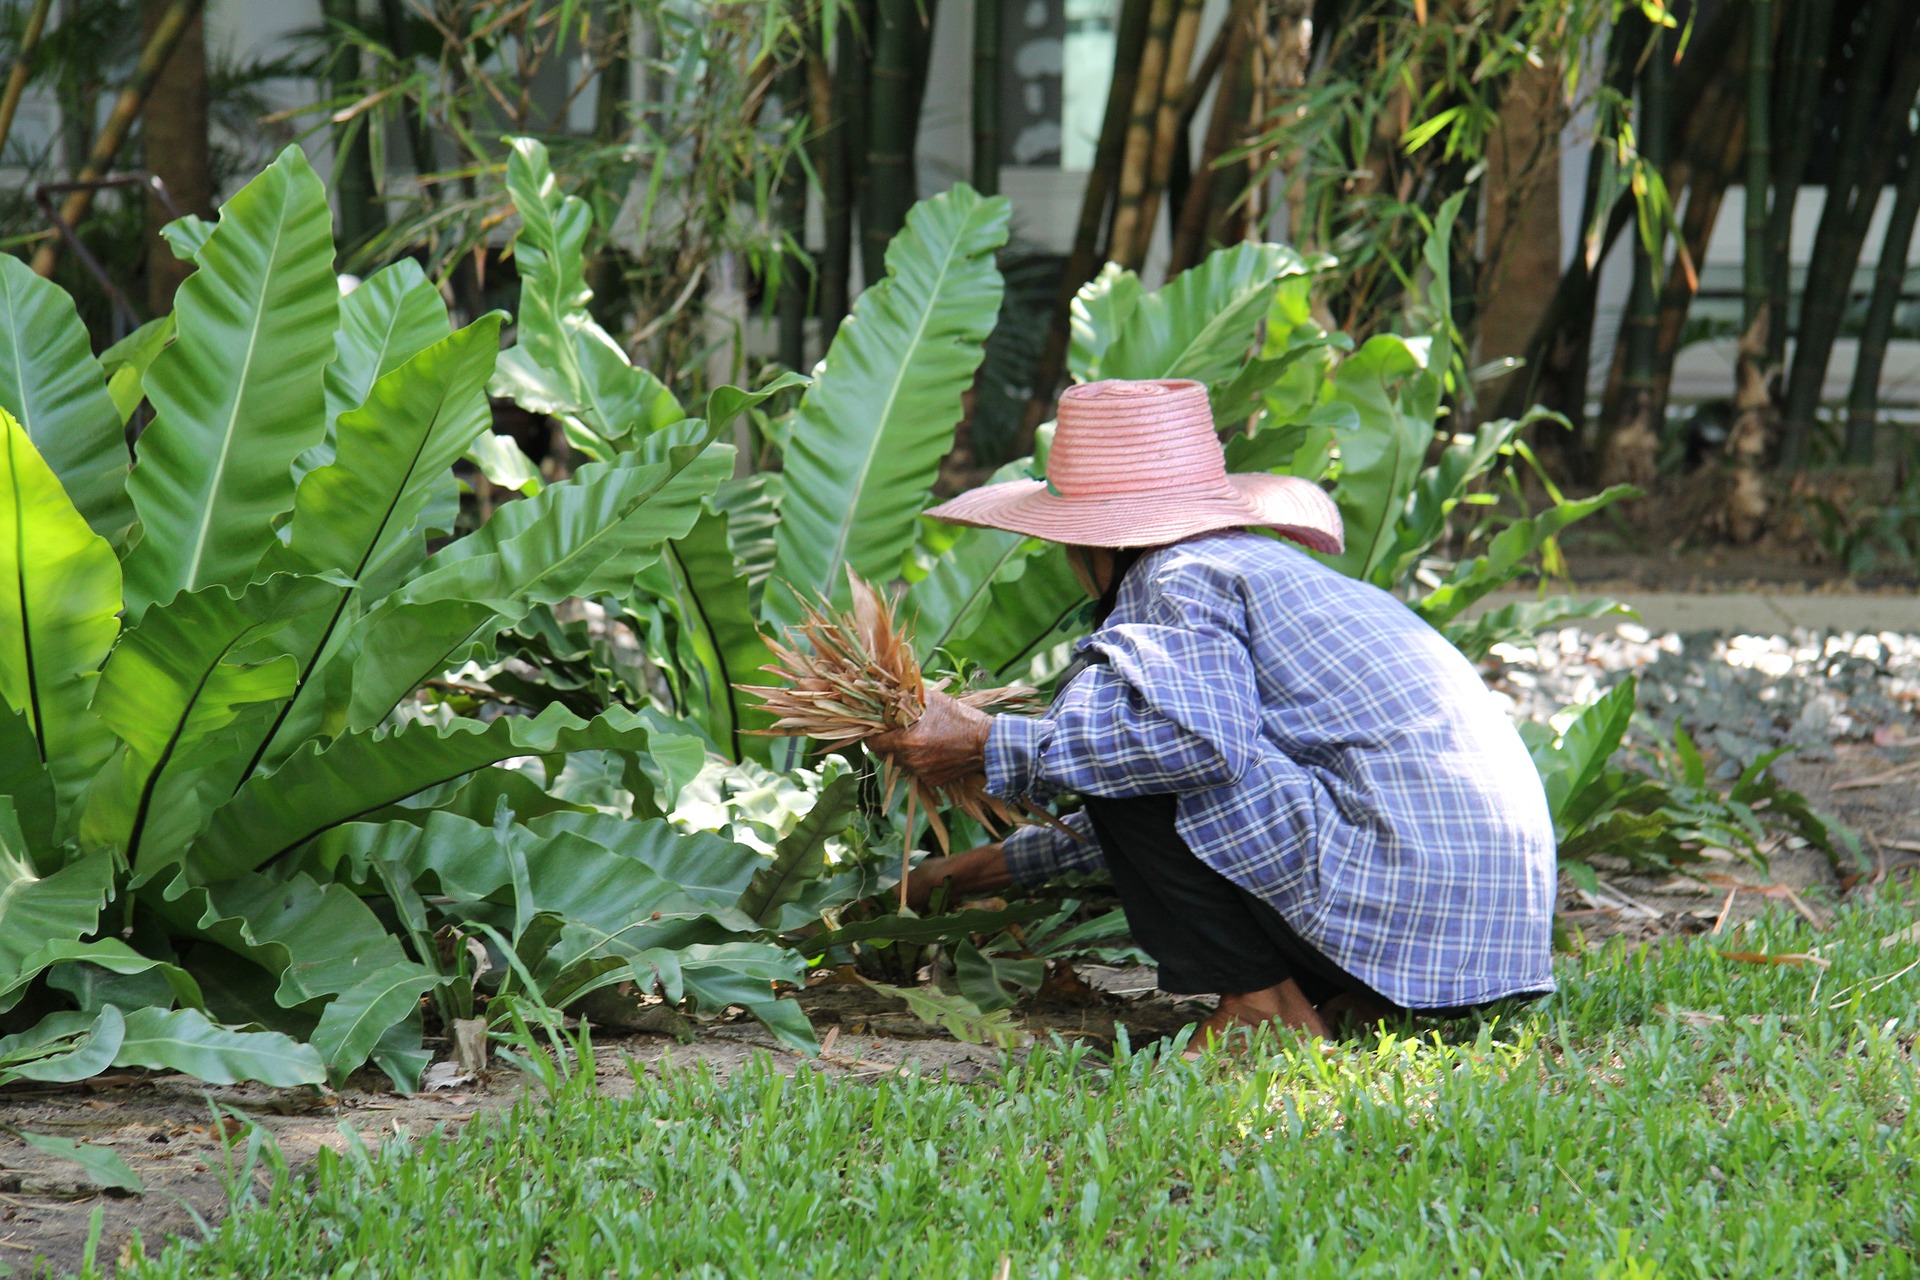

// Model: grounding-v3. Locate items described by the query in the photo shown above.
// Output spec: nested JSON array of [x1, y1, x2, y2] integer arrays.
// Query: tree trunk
[[1651, 109, 1746, 424], [1743, 0, 1771, 333], [1016, 0, 1151, 454], [1780, 1, 1917, 465], [1719, 310, 1773, 543], [1843, 124, 1920, 464], [1764, 0, 1835, 368], [1169, 0, 1250, 273], [1598, 18, 1673, 489], [1107, 0, 1174, 269], [0, 0, 53, 164], [776, 55, 809, 375], [972, 0, 1000, 196], [31, 0, 207, 279]]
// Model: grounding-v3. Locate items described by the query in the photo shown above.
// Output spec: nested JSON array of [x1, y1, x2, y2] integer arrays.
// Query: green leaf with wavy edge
[[233, 316, 505, 783], [1067, 262, 1143, 383], [0, 708, 56, 855], [466, 432, 542, 496], [10, 1120, 146, 1191], [944, 542, 1088, 684], [121, 145, 339, 618], [736, 774, 858, 927], [1529, 678, 1638, 831], [327, 261, 452, 429], [768, 185, 1009, 627], [80, 574, 345, 867], [1320, 333, 1441, 583], [496, 137, 683, 454], [100, 315, 175, 425], [0, 255, 133, 544], [1097, 242, 1310, 389], [32, 939, 206, 1013], [1412, 486, 1638, 626], [0, 844, 114, 1012], [111, 1005, 327, 1087], [336, 440, 730, 730], [192, 703, 679, 881], [0, 409, 122, 831], [0, 1006, 127, 1086], [644, 504, 772, 762], [1441, 596, 1634, 664], [307, 963, 442, 1087]]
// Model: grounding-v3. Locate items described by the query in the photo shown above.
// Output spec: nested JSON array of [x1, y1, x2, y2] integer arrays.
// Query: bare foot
[[1184, 979, 1329, 1059]]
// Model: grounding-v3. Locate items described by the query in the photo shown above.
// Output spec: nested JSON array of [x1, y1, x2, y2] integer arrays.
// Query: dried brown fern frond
[[737, 570, 1049, 907]]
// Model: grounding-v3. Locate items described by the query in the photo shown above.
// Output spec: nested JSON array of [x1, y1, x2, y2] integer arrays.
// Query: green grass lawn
[[115, 891, 1919, 1279]]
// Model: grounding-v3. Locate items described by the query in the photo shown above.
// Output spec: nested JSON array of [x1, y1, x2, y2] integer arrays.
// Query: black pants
[[1081, 792, 1394, 1006]]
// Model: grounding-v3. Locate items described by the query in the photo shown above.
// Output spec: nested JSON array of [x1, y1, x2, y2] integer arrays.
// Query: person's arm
[[1001, 810, 1103, 884], [986, 566, 1262, 802]]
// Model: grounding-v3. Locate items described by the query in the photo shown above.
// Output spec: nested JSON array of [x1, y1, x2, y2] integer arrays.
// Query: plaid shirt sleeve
[[1000, 809, 1102, 883], [985, 567, 1261, 803]]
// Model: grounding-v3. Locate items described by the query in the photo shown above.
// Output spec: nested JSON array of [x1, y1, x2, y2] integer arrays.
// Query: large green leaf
[[234, 316, 506, 779], [768, 185, 1009, 625], [945, 542, 1088, 683], [0, 838, 114, 1012], [336, 441, 731, 729], [0, 410, 122, 827], [1372, 415, 1532, 590], [112, 1005, 327, 1087], [1441, 596, 1634, 664], [99, 315, 175, 425], [1529, 679, 1639, 831], [907, 523, 1040, 663], [0, 707, 56, 855], [0, 255, 132, 543], [0, 1007, 127, 1087], [737, 774, 857, 928], [496, 137, 683, 455], [121, 145, 339, 617], [643, 502, 774, 762], [191, 704, 685, 880], [1320, 333, 1441, 583], [1096, 242, 1309, 388], [80, 575, 345, 867], [306, 964, 441, 1086], [325, 260, 453, 430], [1066, 262, 1144, 383]]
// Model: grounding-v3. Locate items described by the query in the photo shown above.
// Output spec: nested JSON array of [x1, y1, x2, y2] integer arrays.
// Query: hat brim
[[925, 473, 1344, 555]]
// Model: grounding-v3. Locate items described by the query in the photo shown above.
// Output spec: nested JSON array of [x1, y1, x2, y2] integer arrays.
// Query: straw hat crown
[[927, 378, 1343, 553]]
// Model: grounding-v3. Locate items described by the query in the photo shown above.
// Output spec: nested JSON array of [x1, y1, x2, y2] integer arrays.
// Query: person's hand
[[903, 842, 1010, 911], [868, 690, 992, 789]]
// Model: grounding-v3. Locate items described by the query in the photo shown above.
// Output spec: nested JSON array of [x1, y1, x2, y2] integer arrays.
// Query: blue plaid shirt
[[987, 531, 1557, 1010]]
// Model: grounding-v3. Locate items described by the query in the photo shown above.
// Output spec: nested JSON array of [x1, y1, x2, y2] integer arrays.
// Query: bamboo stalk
[[1764, 0, 1834, 367], [776, 53, 809, 375], [862, 0, 914, 283], [822, 0, 870, 342], [1124, 0, 1204, 268], [30, 0, 206, 278], [1168, 0, 1251, 273], [1743, 0, 1772, 334], [1016, 0, 1151, 455], [0, 0, 53, 165], [1107, 0, 1175, 270], [972, 0, 1000, 196], [1781, 5, 1920, 466], [1842, 120, 1920, 465], [324, 0, 385, 254], [1651, 107, 1747, 423]]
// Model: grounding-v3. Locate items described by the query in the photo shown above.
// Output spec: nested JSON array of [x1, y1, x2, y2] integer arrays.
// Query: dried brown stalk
[[738, 570, 1049, 909]]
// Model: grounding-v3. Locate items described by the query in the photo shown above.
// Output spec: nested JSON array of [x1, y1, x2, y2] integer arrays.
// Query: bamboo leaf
[[0, 254, 133, 544], [768, 185, 1009, 626], [121, 145, 339, 617], [0, 409, 122, 828]]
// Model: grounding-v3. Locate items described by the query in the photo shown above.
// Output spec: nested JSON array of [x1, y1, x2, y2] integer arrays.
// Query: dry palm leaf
[[738, 570, 1052, 907]]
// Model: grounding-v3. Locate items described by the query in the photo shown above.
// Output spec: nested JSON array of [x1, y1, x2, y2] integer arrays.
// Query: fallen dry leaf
[[1879, 922, 1920, 951]]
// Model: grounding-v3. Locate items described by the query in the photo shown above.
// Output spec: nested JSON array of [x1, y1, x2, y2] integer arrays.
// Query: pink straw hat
[[927, 378, 1343, 553]]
